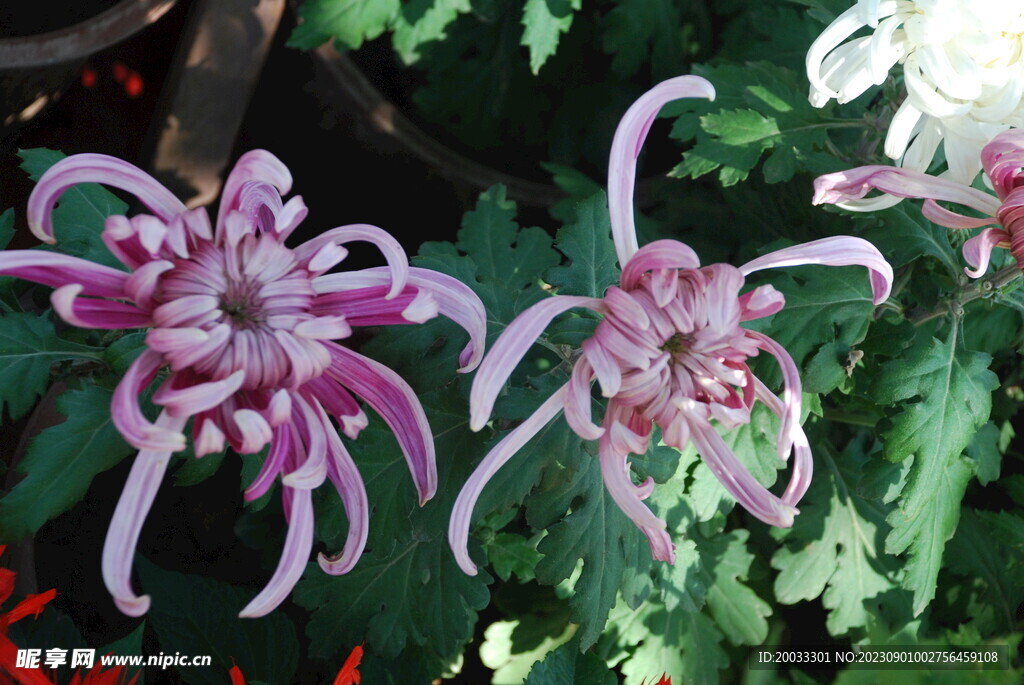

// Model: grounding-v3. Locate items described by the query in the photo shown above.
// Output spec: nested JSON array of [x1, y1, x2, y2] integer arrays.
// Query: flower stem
[[908, 265, 1022, 326]]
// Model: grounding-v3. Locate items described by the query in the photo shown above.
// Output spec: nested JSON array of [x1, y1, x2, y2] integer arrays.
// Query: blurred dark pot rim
[[311, 41, 666, 211], [0, 0, 177, 69]]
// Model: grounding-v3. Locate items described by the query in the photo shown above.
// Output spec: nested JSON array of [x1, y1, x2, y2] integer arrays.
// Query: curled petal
[[689, 418, 797, 527], [739, 284, 785, 321], [281, 395, 327, 488], [152, 370, 245, 417], [963, 228, 1011, 279], [0, 250, 130, 298], [921, 199, 995, 229], [739, 236, 893, 305], [102, 411, 189, 616], [805, 3, 870, 103], [812, 165, 1001, 217], [51, 284, 152, 329], [234, 409, 274, 455], [469, 295, 605, 431], [620, 240, 701, 291], [449, 384, 568, 574], [315, 266, 487, 372], [193, 417, 226, 458], [295, 224, 409, 298], [113, 350, 186, 451], [754, 377, 813, 508], [745, 331, 802, 461], [28, 154, 186, 243], [217, 150, 292, 233], [608, 75, 715, 265], [238, 487, 314, 618], [245, 424, 291, 501], [276, 196, 308, 240], [317, 416, 370, 575], [581, 336, 622, 398], [124, 259, 175, 311], [599, 412, 674, 563], [327, 344, 436, 504], [564, 356, 604, 440], [981, 130, 1024, 200]]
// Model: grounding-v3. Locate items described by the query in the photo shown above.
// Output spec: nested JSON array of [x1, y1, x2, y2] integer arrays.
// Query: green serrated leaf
[[19, 148, 128, 270], [294, 389, 491, 660], [945, 510, 1024, 635], [392, 0, 471, 63], [670, 62, 852, 185], [773, 444, 900, 636], [523, 636, 615, 685], [545, 191, 618, 297], [601, 0, 687, 80], [871, 326, 998, 615], [744, 263, 876, 394], [0, 385, 133, 541], [487, 532, 542, 583], [619, 602, 728, 685], [0, 312, 102, 420], [481, 619, 575, 685], [520, 0, 580, 74], [288, 0, 401, 50], [697, 529, 771, 646], [860, 203, 961, 277], [138, 560, 298, 685]]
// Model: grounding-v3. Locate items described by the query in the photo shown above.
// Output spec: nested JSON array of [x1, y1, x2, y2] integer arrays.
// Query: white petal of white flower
[[808, 0, 1024, 193]]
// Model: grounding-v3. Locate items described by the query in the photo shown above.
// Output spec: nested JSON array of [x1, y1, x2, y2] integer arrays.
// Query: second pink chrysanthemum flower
[[449, 76, 893, 574], [3, 151, 486, 617]]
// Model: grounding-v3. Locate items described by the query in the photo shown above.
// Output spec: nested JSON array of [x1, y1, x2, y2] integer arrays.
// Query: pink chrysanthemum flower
[[2, 151, 486, 617], [448, 76, 894, 574], [813, 129, 1024, 278]]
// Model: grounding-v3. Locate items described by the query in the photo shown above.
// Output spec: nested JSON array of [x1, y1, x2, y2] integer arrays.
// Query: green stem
[[908, 265, 1022, 326]]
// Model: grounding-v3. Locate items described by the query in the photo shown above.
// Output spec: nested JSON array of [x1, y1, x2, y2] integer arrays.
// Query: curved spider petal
[[28, 154, 186, 243], [0, 251, 130, 298], [101, 411, 189, 617], [315, 266, 488, 372], [739, 236, 893, 304], [469, 295, 605, 431], [245, 424, 292, 501], [689, 418, 798, 527], [238, 487, 314, 618], [295, 224, 409, 298], [217, 150, 292, 232], [51, 285, 152, 329], [963, 227, 1011, 278], [744, 330, 802, 460], [619, 241, 701, 291], [113, 350, 187, 451], [753, 376, 813, 508], [449, 384, 569, 575], [317, 411, 370, 575], [805, 4, 871, 103], [607, 75, 715, 265], [564, 356, 604, 440], [327, 343, 436, 504], [599, 411, 674, 563], [812, 165, 1001, 216]]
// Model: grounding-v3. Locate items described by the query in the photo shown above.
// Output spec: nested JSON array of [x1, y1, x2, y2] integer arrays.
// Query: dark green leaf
[[138, 560, 299, 685], [0, 385, 133, 541], [545, 191, 619, 297], [0, 312, 101, 420], [523, 637, 616, 685]]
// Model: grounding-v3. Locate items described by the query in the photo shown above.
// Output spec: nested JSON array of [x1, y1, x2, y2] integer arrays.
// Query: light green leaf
[[871, 327, 998, 614], [288, 0, 401, 50], [773, 445, 900, 636], [520, 0, 581, 74], [392, 0, 471, 63], [697, 529, 771, 646]]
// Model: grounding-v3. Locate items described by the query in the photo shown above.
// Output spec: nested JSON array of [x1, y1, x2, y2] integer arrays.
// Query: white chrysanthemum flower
[[807, 0, 1024, 208]]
